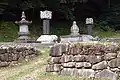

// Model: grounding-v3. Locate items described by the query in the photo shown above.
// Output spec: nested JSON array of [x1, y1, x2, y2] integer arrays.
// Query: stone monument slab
[[40, 10, 52, 34], [86, 18, 93, 35]]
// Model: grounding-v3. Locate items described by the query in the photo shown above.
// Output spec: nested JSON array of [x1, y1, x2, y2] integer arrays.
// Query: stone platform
[[61, 35, 96, 42], [0, 42, 54, 49]]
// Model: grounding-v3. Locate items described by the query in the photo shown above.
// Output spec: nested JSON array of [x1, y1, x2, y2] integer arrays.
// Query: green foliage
[[97, 4, 120, 30], [94, 23, 114, 32], [93, 23, 120, 38], [60, 6, 75, 20], [0, 0, 76, 20], [50, 21, 71, 35], [0, 21, 18, 42]]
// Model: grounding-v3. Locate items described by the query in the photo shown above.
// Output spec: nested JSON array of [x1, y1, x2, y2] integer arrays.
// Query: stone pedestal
[[18, 25, 30, 40], [86, 18, 93, 35], [43, 20, 50, 34], [37, 35, 58, 44], [61, 35, 96, 42], [87, 24, 92, 35]]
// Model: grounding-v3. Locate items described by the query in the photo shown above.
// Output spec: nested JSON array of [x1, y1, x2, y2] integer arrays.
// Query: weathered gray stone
[[104, 53, 117, 61], [74, 55, 86, 62], [95, 69, 117, 80], [8, 53, 13, 62], [0, 49, 7, 54], [62, 62, 75, 68], [95, 52, 103, 55], [53, 64, 61, 72], [0, 61, 10, 67], [0, 53, 9, 61], [108, 59, 117, 68], [92, 61, 107, 70], [0, 45, 39, 67], [60, 54, 73, 63], [75, 62, 91, 68], [117, 51, 120, 57], [85, 55, 103, 64], [60, 68, 75, 76], [79, 51, 84, 55], [50, 44, 67, 57], [82, 50, 89, 55], [27, 50, 34, 55], [18, 52, 25, 60], [61, 44, 68, 53], [46, 64, 61, 72], [16, 47, 27, 52], [107, 46, 119, 52], [117, 58, 120, 68], [84, 62, 92, 68], [75, 62, 84, 68], [70, 46, 80, 55], [45, 43, 120, 78], [111, 68, 119, 72], [48, 57, 61, 64], [24, 50, 29, 56], [74, 69, 94, 77]]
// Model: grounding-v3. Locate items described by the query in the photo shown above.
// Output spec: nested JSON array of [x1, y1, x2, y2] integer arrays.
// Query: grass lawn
[[0, 48, 109, 80]]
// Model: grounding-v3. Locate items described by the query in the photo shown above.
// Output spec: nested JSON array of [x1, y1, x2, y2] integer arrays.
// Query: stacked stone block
[[46, 43, 119, 80], [0, 45, 39, 67]]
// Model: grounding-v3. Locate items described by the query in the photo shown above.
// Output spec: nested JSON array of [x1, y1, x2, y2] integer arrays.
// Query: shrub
[[0, 21, 18, 42]]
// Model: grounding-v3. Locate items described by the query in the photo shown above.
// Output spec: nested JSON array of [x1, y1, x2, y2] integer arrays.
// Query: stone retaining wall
[[0, 45, 39, 67], [46, 43, 120, 80]]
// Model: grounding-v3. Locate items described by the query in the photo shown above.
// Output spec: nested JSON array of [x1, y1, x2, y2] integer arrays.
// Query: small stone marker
[[95, 69, 117, 80], [86, 18, 93, 35], [15, 11, 32, 42], [40, 10, 52, 34]]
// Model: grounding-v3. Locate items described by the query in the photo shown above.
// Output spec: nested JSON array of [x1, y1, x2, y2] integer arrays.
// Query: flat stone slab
[[95, 69, 118, 80], [37, 35, 58, 44], [61, 35, 96, 42], [74, 69, 94, 77], [0, 42, 54, 49], [15, 38, 36, 43]]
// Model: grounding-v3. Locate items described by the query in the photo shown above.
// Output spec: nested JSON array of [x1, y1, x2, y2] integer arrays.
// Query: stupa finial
[[21, 11, 26, 19]]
